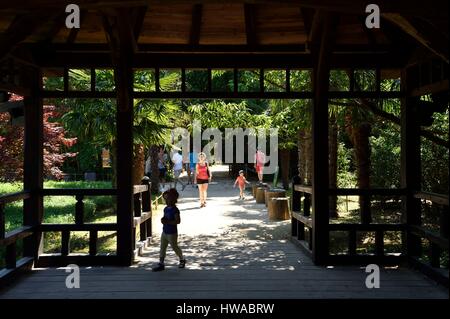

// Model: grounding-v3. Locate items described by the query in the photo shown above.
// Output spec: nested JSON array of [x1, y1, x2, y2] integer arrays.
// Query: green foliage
[[370, 121, 401, 188]]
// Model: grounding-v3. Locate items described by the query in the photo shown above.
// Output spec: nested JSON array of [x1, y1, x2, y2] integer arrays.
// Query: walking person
[[186, 151, 197, 187], [234, 170, 250, 200], [171, 149, 186, 191], [254, 148, 266, 184], [194, 152, 211, 208], [158, 147, 168, 192], [152, 188, 186, 272]]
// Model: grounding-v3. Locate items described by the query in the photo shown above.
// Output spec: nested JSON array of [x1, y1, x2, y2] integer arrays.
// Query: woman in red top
[[194, 152, 212, 208]]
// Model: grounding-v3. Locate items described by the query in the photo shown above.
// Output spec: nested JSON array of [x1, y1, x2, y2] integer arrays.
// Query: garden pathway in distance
[[0, 165, 448, 298]]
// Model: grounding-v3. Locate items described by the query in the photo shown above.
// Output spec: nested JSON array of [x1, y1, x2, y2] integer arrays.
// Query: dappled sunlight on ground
[[136, 167, 298, 271]]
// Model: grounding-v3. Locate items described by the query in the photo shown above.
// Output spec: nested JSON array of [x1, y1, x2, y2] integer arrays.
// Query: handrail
[[0, 191, 31, 204], [409, 225, 449, 249], [414, 191, 449, 206], [329, 188, 407, 196], [42, 188, 117, 196], [294, 185, 312, 194], [133, 185, 148, 194]]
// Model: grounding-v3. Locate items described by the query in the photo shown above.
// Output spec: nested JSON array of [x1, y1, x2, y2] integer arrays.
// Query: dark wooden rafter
[[383, 13, 449, 63], [132, 6, 148, 43], [0, 12, 50, 62], [1, 0, 448, 20], [189, 4, 203, 45], [244, 3, 257, 46], [300, 7, 315, 37], [34, 11, 67, 44]]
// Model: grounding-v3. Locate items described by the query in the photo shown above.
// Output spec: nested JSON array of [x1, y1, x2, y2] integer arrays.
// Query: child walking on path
[[152, 188, 186, 272], [234, 170, 250, 200]]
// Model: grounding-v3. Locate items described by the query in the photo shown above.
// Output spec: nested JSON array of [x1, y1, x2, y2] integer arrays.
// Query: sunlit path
[[1, 166, 447, 299]]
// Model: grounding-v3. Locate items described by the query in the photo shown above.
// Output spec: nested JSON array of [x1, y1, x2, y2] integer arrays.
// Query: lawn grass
[[1, 181, 117, 266]]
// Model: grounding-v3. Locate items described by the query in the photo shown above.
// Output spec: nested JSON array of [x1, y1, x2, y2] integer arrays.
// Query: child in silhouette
[[234, 170, 250, 200], [152, 188, 186, 271]]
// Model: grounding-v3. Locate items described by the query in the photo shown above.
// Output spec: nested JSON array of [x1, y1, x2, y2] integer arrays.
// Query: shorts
[[159, 168, 166, 178], [196, 178, 209, 184], [255, 165, 263, 174]]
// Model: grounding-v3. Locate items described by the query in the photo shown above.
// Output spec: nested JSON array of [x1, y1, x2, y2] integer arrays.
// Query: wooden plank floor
[[1, 172, 448, 299]]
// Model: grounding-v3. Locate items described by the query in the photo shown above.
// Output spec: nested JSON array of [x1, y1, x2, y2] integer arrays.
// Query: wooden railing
[[409, 191, 449, 286], [291, 179, 408, 264], [36, 188, 119, 267], [1, 180, 153, 282], [0, 191, 34, 283]]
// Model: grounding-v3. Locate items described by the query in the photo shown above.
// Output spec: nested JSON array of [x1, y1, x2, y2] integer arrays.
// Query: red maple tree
[[0, 94, 77, 181]]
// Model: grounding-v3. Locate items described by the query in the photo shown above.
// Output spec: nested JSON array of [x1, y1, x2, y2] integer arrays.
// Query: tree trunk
[[297, 129, 306, 183], [329, 114, 339, 218], [297, 129, 312, 185], [279, 148, 290, 189], [111, 141, 117, 187], [150, 145, 160, 193], [346, 115, 372, 224], [304, 129, 313, 186], [132, 143, 145, 186]]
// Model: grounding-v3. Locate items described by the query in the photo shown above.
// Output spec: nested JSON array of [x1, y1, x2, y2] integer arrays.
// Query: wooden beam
[[132, 6, 148, 42], [300, 7, 315, 36], [23, 68, 44, 261], [400, 68, 422, 257], [2, 0, 448, 20], [189, 4, 203, 45], [109, 8, 136, 266], [0, 12, 50, 62], [32, 51, 407, 70], [244, 3, 257, 46], [383, 14, 449, 63], [310, 11, 339, 265]]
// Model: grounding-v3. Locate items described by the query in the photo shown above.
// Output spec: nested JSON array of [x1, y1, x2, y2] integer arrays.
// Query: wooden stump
[[264, 189, 286, 207], [268, 197, 290, 220], [252, 184, 259, 198], [255, 187, 266, 204]]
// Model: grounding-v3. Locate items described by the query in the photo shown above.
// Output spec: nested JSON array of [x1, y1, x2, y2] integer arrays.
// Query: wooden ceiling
[[0, 2, 402, 47], [0, 0, 448, 65]]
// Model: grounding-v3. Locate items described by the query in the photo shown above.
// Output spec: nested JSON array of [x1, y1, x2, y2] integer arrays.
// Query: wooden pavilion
[[0, 0, 448, 289]]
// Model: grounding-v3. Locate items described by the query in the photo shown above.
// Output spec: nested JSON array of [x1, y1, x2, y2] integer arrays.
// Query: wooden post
[[75, 195, 84, 225], [310, 12, 337, 264], [23, 68, 44, 260], [141, 177, 152, 239], [401, 68, 422, 258], [115, 46, 135, 266], [291, 176, 301, 212]]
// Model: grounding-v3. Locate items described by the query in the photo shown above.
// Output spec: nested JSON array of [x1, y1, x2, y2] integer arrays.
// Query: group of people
[[152, 148, 266, 272]]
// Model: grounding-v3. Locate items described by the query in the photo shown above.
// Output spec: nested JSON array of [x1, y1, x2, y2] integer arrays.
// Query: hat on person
[[239, 170, 244, 174]]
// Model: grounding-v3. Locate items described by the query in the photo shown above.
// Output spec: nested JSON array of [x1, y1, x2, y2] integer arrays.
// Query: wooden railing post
[[303, 193, 311, 217], [440, 205, 448, 239], [75, 195, 84, 225], [291, 176, 301, 238], [0, 203, 5, 239], [141, 177, 152, 240]]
